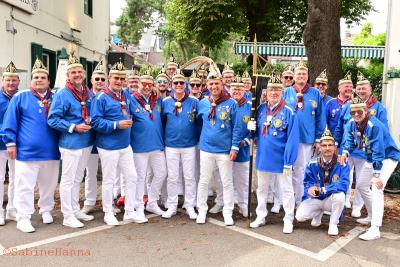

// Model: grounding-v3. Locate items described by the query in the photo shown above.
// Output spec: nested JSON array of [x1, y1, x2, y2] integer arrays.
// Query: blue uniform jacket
[[0, 90, 12, 150], [47, 86, 94, 149], [255, 103, 299, 173], [303, 159, 350, 201], [235, 101, 252, 162], [1, 90, 60, 160], [284, 86, 326, 144], [197, 97, 242, 154]]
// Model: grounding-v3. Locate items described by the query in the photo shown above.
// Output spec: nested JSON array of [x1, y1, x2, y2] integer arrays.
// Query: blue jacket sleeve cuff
[[68, 123, 76, 133], [6, 143, 16, 147], [231, 146, 239, 152]]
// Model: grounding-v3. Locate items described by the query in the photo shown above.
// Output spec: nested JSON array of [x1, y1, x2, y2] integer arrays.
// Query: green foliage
[[353, 23, 386, 45]]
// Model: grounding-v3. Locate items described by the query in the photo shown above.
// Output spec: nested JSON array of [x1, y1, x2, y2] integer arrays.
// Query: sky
[[110, 0, 388, 37]]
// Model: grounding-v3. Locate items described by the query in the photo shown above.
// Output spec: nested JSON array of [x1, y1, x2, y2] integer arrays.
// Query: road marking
[[208, 218, 363, 262], [0, 214, 159, 256]]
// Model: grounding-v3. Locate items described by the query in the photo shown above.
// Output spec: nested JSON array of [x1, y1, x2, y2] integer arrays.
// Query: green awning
[[234, 42, 385, 59]]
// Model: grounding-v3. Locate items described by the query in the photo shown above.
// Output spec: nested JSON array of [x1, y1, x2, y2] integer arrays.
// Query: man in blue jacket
[[0, 61, 19, 226], [2, 59, 60, 232], [284, 59, 326, 205], [339, 100, 400, 240], [161, 70, 199, 219], [48, 54, 94, 228], [314, 69, 332, 106], [91, 61, 146, 225], [249, 73, 299, 234], [296, 127, 350, 236], [195, 67, 242, 226]]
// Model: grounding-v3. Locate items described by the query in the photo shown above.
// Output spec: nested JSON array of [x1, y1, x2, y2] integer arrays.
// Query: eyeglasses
[[141, 82, 153, 87], [190, 83, 201, 88], [113, 77, 125, 81], [157, 80, 169, 85], [94, 77, 106, 82], [173, 81, 185, 85], [316, 82, 327, 86], [350, 110, 364, 116], [283, 76, 293, 80]]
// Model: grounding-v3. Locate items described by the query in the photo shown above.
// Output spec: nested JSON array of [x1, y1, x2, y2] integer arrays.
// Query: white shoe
[[81, 205, 95, 214], [311, 211, 323, 227], [42, 212, 53, 224], [223, 215, 234, 226], [75, 211, 94, 221], [345, 200, 351, 209], [162, 208, 177, 219], [239, 207, 248, 218], [351, 210, 361, 218], [145, 203, 164, 216], [196, 212, 206, 224], [0, 210, 4, 226], [283, 222, 293, 234], [359, 226, 380, 241], [104, 212, 120, 226], [185, 207, 197, 220], [17, 218, 35, 233], [250, 217, 266, 228], [271, 204, 281, 214], [209, 204, 223, 214], [328, 224, 339, 236], [6, 209, 17, 221], [113, 204, 121, 214], [323, 211, 331, 216], [356, 217, 371, 225], [123, 211, 148, 224], [63, 216, 84, 228]]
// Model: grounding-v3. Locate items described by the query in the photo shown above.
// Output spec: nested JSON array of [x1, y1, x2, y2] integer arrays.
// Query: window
[[84, 0, 93, 17]]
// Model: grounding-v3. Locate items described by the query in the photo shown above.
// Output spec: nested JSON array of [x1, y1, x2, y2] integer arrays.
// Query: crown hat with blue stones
[[320, 126, 335, 142], [31, 57, 49, 75], [3, 61, 19, 77]]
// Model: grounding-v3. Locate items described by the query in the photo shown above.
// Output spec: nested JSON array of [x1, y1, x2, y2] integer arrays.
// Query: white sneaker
[[359, 226, 380, 241], [311, 211, 324, 227], [63, 216, 84, 228], [356, 217, 371, 225], [271, 204, 281, 214], [81, 205, 95, 214], [17, 218, 35, 233], [351, 210, 361, 218], [238, 206, 248, 218], [42, 212, 53, 224], [123, 211, 148, 224], [328, 224, 339, 236], [209, 204, 223, 214], [283, 222, 293, 234], [6, 209, 17, 221], [162, 208, 177, 219], [323, 211, 331, 216], [146, 203, 164, 216], [223, 215, 234, 226], [196, 212, 206, 224], [104, 212, 120, 226], [250, 217, 266, 228], [185, 207, 198, 220], [75, 211, 94, 221], [0, 210, 5, 226]]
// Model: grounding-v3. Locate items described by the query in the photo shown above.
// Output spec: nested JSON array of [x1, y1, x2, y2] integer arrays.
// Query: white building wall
[[0, 0, 110, 87]]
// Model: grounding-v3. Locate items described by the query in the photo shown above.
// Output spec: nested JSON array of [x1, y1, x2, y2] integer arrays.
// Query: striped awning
[[234, 42, 385, 59]]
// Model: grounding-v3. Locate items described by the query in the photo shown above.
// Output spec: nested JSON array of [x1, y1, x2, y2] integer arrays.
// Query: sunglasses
[[94, 77, 106, 82], [157, 80, 169, 85], [113, 77, 125, 81], [350, 110, 364, 116], [173, 81, 185, 85], [316, 82, 327, 86], [283, 76, 293, 80], [141, 82, 153, 87], [190, 83, 201, 88]]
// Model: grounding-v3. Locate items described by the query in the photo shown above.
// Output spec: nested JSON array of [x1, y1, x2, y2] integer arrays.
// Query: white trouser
[[197, 151, 233, 216], [347, 157, 364, 211], [98, 146, 137, 213], [0, 151, 16, 212], [195, 147, 200, 183], [293, 143, 313, 204], [255, 171, 295, 223], [267, 174, 281, 205], [133, 150, 167, 210], [165, 146, 197, 209], [113, 168, 126, 199], [296, 192, 345, 225], [177, 161, 184, 195], [59, 146, 92, 218], [371, 159, 398, 227], [354, 160, 374, 219], [14, 160, 59, 218], [84, 153, 99, 206]]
